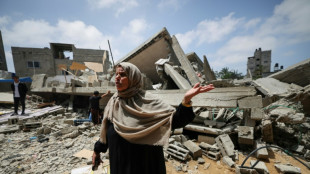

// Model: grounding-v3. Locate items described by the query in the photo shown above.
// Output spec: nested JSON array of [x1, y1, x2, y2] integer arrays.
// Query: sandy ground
[[165, 149, 310, 174]]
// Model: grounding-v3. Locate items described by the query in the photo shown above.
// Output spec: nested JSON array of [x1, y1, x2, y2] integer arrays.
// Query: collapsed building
[[0, 27, 309, 173]]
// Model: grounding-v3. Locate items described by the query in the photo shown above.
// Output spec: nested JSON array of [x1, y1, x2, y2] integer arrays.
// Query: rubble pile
[[0, 28, 309, 173]]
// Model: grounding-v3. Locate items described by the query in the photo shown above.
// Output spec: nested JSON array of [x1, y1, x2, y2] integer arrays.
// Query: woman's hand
[[183, 83, 215, 103], [92, 151, 103, 168]]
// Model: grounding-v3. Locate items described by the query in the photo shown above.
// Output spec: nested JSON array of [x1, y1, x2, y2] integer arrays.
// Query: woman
[[92, 62, 214, 174]]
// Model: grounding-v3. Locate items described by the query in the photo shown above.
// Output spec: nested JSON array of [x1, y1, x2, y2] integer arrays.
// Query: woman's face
[[115, 66, 129, 91]]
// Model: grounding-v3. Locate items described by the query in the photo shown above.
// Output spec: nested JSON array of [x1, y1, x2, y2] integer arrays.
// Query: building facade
[[247, 48, 271, 78], [11, 43, 109, 77], [0, 30, 8, 71]]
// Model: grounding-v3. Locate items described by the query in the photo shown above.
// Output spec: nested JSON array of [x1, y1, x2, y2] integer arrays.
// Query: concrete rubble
[[1, 28, 309, 173]]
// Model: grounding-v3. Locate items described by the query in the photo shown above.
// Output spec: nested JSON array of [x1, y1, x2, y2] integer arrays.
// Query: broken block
[[198, 135, 215, 145], [183, 140, 202, 160], [255, 140, 268, 159], [261, 120, 273, 143], [238, 126, 254, 145], [215, 134, 235, 158], [222, 156, 235, 168], [251, 108, 264, 120]]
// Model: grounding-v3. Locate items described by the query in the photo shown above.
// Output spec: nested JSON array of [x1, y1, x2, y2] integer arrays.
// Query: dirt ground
[[165, 149, 310, 174]]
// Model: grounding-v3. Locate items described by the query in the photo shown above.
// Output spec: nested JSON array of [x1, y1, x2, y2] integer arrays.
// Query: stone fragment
[[183, 140, 202, 160], [274, 164, 301, 174], [238, 126, 254, 145]]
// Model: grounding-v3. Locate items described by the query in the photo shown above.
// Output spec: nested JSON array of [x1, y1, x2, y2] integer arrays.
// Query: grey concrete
[[250, 108, 264, 120], [269, 107, 306, 124], [238, 126, 254, 145], [183, 140, 202, 160], [201, 150, 220, 161], [186, 52, 204, 74], [171, 35, 200, 86], [250, 160, 269, 174], [0, 31, 7, 71], [261, 120, 273, 143], [0, 92, 13, 104], [116, 28, 176, 84], [0, 125, 20, 134], [268, 58, 310, 87], [238, 96, 263, 108], [0, 106, 64, 124], [199, 111, 211, 119], [199, 142, 219, 152], [31, 74, 47, 90], [215, 134, 235, 158], [164, 63, 192, 89], [203, 55, 216, 81], [255, 140, 268, 159], [166, 144, 190, 161], [197, 135, 216, 145], [236, 165, 258, 174], [274, 164, 301, 174], [184, 123, 222, 135], [222, 156, 235, 167], [253, 77, 302, 97], [244, 109, 256, 127]]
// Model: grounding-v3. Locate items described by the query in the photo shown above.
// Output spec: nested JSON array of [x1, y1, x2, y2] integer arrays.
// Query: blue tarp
[[0, 77, 32, 83]]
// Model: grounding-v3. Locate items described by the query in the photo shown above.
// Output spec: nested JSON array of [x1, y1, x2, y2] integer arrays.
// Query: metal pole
[[107, 40, 115, 67]]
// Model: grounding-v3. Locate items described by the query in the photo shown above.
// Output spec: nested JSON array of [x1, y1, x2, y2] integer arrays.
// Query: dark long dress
[[94, 103, 195, 174]]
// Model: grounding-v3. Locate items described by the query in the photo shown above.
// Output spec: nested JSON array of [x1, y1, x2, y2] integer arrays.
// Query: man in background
[[11, 75, 28, 115], [89, 90, 110, 124]]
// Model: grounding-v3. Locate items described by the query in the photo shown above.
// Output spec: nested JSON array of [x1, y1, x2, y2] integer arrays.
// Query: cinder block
[[215, 134, 235, 158], [255, 140, 268, 159], [251, 108, 264, 120], [238, 126, 254, 145], [183, 140, 202, 160], [198, 135, 216, 145]]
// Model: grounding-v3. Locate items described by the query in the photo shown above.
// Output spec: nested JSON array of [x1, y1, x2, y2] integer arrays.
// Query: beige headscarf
[[99, 62, 176, 146]]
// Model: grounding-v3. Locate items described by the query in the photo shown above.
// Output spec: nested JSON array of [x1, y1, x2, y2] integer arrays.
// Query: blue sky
[[1, 0, 309, 75]]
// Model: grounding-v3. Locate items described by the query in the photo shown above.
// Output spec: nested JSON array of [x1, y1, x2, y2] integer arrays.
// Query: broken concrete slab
[[274, 164, 301, 174], [163, 63, 192, 89], [30, 74, 47, 90], [116, 28, 174, 84], [268, 58, 310, 87], [0, 125, 20, 134], [252, 77, 302, 97], [269, 107, 305, 124], [171, 35, 200, 86], [238, 96, 263, 108], [147, 86, 257, 107], [203, 55, 216, 81], [0, 92, 13, 104]]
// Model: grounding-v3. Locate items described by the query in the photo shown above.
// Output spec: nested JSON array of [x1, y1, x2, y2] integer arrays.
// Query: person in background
[[92, 62, 215, 174], [11, 75, 28, 115], [89, 90, 111, 124]]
